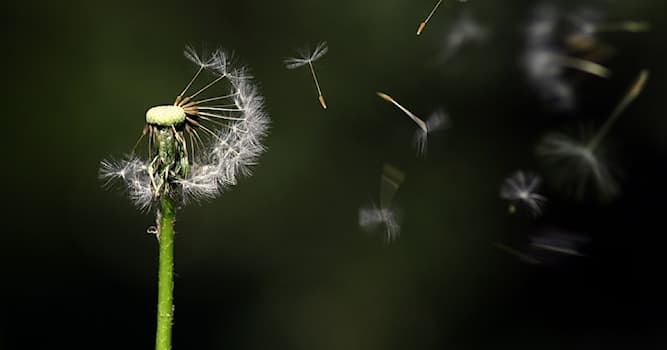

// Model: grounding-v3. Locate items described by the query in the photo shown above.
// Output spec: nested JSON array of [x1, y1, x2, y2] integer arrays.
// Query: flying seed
[[417, 0, 443, 35], [377, 92, 447, 156], [359, 163, 406, 242], [536, 69, 650, 200], [417, 0, 468, 35], [376, 92, 426, 132], [284, 42, 329, 109]]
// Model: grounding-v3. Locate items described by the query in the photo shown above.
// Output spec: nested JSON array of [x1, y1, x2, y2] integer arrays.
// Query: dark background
[[3, 0, 666, 348]]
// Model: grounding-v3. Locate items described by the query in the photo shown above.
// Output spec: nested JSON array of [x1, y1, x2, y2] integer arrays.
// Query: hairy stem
[[155, 196, 175, 350]]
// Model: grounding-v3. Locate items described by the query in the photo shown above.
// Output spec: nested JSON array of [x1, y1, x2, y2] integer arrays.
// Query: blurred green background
[[3, 0, 666, 348]]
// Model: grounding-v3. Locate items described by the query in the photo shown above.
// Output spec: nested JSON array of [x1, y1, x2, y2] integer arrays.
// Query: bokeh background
[[3, 0, 666, 348]]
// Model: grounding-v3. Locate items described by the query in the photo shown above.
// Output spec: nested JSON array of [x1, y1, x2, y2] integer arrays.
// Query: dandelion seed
[[377, 92, 446, 156], [359, 164, 406, 242], [417, 0, 443, 35], [537, 70, 649, 200], [377, 92, 425, 130], [100, 46, 270, 209], [499, 171, 547, 217], [284, 41, 329, 109], [417, 0, 469, 36]]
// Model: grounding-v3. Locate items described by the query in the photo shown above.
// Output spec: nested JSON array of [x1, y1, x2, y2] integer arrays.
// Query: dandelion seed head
[[500, 170, 547, 216], [101, 46, 270, 209]]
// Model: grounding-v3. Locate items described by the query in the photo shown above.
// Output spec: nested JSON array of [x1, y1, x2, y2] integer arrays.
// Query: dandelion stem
[[155, 196, 176, 350]]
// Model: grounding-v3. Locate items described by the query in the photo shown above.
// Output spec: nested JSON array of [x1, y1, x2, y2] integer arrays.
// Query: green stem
[[156, 196, 175, 350]]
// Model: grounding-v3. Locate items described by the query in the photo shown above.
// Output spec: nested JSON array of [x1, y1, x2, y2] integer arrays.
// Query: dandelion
[[284, 41, 329, 109], [376, 92, 448, 156], [537, 70, 649, 200], [100, 46, 269, 350], [359, 164, 406, 242], [499, 171, 547, 216]]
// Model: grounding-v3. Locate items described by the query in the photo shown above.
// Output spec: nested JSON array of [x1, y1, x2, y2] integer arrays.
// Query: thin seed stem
[[308, 62, 327, 109], [197, 106, 244, 112], [180, 66, 204, 97], [376, 92, 427, 132], [194, 92, 239, 105], [132, 126, 148, 155], [189, 75, 227, 99], [197, 115, 248, 133], [155, 196, 175, 350], [588, 70, 649, 150], [198, 111, 246, 121], [190, 127, 207, 153], [417, 0, 443, 35]]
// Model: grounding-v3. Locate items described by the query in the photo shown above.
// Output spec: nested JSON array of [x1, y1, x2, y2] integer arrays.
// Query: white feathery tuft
[[413, 108, 450, 157], [99, 156, 153, 211], [184, 45, 217, 69], [536, 132, 617, 199], [178, 65, 269, 204], [284, 41, 329, 69], [359, 202, 401, 242], [499, 170, 547, 216]]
